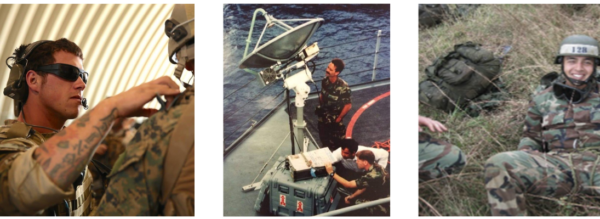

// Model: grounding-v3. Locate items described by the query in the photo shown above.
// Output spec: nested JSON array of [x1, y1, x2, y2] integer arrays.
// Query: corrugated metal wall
[[0, 4, 190, 123]]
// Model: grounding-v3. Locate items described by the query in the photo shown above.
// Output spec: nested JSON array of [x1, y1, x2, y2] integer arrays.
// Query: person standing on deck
[[315, 58, 352, 151]]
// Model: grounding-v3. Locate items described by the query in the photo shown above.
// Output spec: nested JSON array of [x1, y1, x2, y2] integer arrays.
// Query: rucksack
[[419, 42, 504, 114], [418, 4, 449, 28]]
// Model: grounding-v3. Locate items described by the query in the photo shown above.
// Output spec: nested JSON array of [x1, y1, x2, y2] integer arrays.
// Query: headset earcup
[[3, 63, 24, 97], [4, 63, 28, 117]]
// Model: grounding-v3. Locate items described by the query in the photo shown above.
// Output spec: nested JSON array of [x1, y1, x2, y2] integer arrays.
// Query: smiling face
[[38, 50, 86, 120], [563, 56, 595, 88]]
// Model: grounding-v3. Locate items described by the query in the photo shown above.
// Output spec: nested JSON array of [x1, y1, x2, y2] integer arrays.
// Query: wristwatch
[[329, 170, 335, 178]]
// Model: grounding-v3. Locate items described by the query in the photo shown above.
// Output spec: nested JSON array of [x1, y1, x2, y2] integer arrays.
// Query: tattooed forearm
[[62, 154, 75, 164], [34, 106, 119, 190], [76, 113, 91, 127], [85, 133, 100, 145], [97, 108, 117, 133], [57, 141, 69, 149]]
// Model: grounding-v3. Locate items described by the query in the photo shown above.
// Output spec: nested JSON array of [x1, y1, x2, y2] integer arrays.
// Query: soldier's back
[[93, 86, 195, 216]]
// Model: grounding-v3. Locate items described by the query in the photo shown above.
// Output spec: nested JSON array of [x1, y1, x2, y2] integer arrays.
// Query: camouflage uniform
[[419, 132, 465, 182], [0, 119, 94, 216], [317, 77, 351, 151], [92, 86, 194, 216], [353, 164, 389, 216], [484, 83, 600, 216], [88, 129, 127, 207]]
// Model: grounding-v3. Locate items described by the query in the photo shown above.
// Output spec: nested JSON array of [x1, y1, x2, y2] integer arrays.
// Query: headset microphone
[[81, 98, 88, 110]]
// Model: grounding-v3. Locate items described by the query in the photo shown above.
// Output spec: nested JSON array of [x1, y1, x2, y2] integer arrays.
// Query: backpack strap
[[540, 71, 559, 89], [160, 96, 194, 213]]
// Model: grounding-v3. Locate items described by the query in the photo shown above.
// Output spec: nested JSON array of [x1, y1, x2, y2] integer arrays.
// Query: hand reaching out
[[418, 116, 448, 133]]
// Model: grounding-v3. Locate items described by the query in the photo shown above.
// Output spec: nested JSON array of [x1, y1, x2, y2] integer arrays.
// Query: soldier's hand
[[344, 196, 352, 204], [103, 76, 181, 119], [418, 116, 447, 133], [325, 163, 333, 174], [95, 143, 108, 156]]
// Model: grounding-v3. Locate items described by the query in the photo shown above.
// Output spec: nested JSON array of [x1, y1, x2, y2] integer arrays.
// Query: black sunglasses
[[36, 64, 88, 84], [552, 82, 587, 104]]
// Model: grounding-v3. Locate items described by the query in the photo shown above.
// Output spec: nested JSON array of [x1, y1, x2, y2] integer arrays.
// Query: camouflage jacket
[[354, 164, 387, 201], [93, 85, 194, 216], [319, 77, 351, 118], [518, 82, 600, 152], [88, 129, 127, 207], [0, 120, 94, 216]]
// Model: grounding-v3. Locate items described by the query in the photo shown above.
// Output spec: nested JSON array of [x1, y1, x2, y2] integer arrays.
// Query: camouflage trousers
[[484, 149, 600, 216], [354, 198, 389, 216], [418, 132, 465, 182], [318, 121, 346, 151]]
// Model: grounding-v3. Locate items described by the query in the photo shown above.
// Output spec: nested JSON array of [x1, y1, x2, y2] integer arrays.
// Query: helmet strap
[[561, 62, 595, 87], [173, 43, 194, 86], [559, 62, 597, 102]]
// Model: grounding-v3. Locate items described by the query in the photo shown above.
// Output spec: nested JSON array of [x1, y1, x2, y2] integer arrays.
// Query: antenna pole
[[371, 30, 382, 81]]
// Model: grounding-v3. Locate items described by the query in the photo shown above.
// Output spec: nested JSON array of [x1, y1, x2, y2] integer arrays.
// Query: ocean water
[[223, 4, 390, 149]]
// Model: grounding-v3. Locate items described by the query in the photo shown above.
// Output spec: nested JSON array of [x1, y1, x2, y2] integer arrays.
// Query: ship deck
[[223, 79, 390, 216]]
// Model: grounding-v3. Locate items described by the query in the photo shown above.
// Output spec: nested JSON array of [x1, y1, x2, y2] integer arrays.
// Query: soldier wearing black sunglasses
[[0, 37, 181, 216]]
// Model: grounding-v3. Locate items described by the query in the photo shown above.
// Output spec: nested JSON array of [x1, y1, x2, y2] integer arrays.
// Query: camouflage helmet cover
[[165, 4, 194, 64], [554, 34, 600, 65]]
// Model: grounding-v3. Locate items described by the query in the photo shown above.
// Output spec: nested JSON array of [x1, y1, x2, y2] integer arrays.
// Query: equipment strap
[[160, 96, 195, 206]]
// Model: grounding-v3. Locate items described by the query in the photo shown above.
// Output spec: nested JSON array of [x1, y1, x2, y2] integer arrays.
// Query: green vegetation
[[419, 4, 600, 216]]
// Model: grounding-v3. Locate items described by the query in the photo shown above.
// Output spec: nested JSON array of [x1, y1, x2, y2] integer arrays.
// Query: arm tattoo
[[76, 113, 91, 127], [35, 107, 119, 189], [57, 141, 69, 149]]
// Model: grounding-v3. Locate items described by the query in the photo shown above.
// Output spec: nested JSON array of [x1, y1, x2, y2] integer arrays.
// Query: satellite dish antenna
[[239, 9, 323, 69], [238, 9, 324, 155]]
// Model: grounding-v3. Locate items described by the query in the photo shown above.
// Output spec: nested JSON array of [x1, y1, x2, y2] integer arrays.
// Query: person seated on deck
[[331, 138, 389, 180], [325, 150, 389, 216]]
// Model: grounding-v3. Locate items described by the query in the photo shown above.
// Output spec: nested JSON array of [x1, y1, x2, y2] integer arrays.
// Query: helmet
[[165, 4, 194, 83], [165, 4, 194, 65], [553, 35, 600, 102], [554, 34, 600, 64]]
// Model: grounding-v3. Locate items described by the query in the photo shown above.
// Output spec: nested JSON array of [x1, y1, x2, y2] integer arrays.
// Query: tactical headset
[[4, 40, 88, 117]]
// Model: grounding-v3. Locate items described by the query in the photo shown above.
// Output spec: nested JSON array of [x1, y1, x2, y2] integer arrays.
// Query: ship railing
[[315, 197, 391, 216], [224, 30, 390, 156]]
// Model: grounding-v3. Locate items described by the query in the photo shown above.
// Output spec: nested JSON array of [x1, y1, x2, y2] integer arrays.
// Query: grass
[[418, 4, 600, 216]]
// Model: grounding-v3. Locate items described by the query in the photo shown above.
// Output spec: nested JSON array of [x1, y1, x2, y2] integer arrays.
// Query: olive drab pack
[[419, 42, 504, 115]]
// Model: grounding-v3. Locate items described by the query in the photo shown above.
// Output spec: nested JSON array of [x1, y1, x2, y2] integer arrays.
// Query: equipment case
[[254, 156, 340, 216], [287, 148, 335, 181]]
